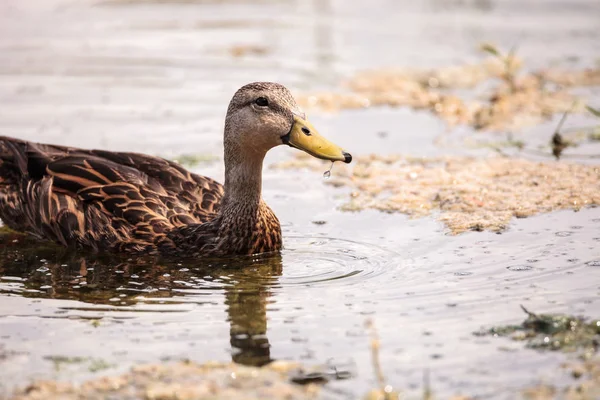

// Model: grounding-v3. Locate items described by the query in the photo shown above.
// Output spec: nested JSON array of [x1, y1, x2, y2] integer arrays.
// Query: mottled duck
[[0, 82, 351, 257]]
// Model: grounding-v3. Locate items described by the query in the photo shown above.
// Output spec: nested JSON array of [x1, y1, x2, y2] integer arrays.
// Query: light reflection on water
[[0, 230, 398, 369], [1, 209, 600, 398]]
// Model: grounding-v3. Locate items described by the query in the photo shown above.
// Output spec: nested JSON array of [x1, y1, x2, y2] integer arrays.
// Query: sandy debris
[[521, 358, 600, 400], [227, 45, 270, 58], [12, 361, 320, 400], [272, 154, 600, 234], [446, 358, 600, 400], [297, 55, 599, 131]]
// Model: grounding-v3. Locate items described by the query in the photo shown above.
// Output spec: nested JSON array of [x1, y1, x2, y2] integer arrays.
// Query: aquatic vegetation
[[297, 47, 600, 132], [475, 306, 600, 356], [170, 153, 219, 168], [44, 356, 88, 372], [273, 154, 600, 233], [475, 308, 600, 399], [547, 104, 600, 159], [43, 356, 115, 374]]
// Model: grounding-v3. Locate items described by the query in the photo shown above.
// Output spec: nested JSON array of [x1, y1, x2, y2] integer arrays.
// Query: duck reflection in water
[[0, 229, 282, 367]]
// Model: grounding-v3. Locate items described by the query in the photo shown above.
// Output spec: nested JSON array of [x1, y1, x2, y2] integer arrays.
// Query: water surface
[[1, 0, 600, 398]]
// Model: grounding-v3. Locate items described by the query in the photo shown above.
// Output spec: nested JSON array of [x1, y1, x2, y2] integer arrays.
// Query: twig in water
[[365, 319, 399, 400], [423, 369, 433, 400], [551, 102, 577, 160], [366, 319, 387, 393]]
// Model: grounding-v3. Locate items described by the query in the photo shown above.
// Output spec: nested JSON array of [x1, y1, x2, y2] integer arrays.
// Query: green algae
[[475, 306, 600, 356], [171, 153, 219, 168], [44, 356, 88, 372], [43, 356, 115, 374]]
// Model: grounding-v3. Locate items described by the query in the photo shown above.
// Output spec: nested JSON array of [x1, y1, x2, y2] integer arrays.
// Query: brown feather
[[0, 136, 256, 257]]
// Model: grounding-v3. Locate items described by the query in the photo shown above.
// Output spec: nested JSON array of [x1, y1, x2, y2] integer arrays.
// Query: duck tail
[[0, 136, 30, 184]]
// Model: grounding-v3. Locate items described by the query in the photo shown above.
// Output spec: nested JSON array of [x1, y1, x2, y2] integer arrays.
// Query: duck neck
[[216, 140, 282, 255], [221, 142, 265, 212]]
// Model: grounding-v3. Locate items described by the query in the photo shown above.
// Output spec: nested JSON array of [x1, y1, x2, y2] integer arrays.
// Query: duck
[[0, 82, 351, 257]]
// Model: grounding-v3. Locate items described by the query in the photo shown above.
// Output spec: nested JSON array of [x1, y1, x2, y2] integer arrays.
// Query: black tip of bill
[[343, 152, 352, 164]]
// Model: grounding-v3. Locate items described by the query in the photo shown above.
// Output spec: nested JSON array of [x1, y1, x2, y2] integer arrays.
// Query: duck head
[[224, 82, 351, 164]]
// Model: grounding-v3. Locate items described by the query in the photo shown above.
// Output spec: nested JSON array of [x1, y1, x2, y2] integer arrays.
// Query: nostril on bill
[[343, 152, 352, 163], [301, 127, 311, 136]]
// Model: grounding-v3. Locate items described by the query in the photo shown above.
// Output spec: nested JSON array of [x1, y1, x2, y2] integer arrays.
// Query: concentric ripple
[[278, 236, 398, 286], [0, 232, 400, 308]]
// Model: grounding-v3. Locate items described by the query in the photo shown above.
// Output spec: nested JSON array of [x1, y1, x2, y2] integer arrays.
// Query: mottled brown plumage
[[0, 82, 350, 258]]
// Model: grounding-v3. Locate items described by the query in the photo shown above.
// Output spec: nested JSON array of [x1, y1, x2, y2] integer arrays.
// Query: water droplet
[[323, 162, 333, 179], [507, 265, 533, 271], [585, 260, 600, 267]]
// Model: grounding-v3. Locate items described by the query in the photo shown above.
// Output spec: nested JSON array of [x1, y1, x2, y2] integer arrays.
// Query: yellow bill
[[282, 115, 352, 163]]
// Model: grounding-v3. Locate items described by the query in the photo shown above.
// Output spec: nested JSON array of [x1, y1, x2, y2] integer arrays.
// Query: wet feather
[[0, 135, 281, 257]]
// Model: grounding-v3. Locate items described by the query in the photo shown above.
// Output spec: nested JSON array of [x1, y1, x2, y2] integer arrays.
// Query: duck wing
[[89, 150, 223, 222], [0, 136, 223, 254]]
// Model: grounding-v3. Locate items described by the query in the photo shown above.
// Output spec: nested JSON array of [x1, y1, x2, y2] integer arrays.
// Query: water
[[0, 0, 599, 398], [2, 207, 599, 398]]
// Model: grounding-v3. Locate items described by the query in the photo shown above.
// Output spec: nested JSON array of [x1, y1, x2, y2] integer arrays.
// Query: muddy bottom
[[1, 0, 600, 399]]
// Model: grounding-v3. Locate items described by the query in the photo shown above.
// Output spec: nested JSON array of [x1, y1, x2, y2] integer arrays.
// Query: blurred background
[[1, 0, 598, 159]]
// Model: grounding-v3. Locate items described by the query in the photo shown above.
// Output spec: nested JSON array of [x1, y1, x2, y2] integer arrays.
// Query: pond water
[[1, 0, 599, 398]]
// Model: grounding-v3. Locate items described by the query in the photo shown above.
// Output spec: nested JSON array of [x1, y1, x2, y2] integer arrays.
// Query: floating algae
[[272, 154, 600, 234], [170, 153, 219, 168], [472, 308, 600, 399], [475, 306, 600, 356], [12, 361, 322, 400]]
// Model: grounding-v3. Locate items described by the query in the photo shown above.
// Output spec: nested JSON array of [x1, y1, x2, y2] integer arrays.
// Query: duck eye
[[254, 97, 269, 107]]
